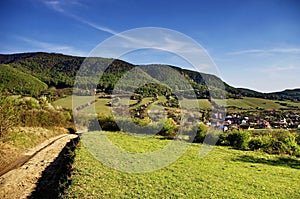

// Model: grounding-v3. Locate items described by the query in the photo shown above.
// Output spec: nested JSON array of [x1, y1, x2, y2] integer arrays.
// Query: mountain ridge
[[0, 52, 299, 101]]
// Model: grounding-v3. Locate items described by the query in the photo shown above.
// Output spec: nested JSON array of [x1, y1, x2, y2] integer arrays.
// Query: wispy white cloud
[[229, 48, 300, 56], [260, 65, 299, 73], [41, 0, 118, 36], [42, 0, 196, 50], [41, 0, 204, 54], [40, 0, 214, 73], [43, 0, 65, 12], [42, 0, 86, 12], [75, 17, 118, 35], [17, 36, 87, 56]]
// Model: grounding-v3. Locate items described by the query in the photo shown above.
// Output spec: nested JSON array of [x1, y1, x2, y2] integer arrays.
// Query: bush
[[275, 131, 300, 156], [227, 130, 251, 150], [20, 109, 71, 128], [204, 129, 223, 145], [193, 123, 208, 143], [97, 114, 120, 131], [117, 117, 164, 137], [248, 131, 300, 157], [295, 133, 300, 145], [248, 135, 271, 151], [133, 117, 151, 127], [88, 118, 101, 131], [159, 118, 178, 139], [217, 131, 229, 146], [0, 95, 19, 138]]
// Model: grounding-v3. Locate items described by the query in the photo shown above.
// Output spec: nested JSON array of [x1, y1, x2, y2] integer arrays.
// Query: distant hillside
[[0, 64, 48, 95], [0, 52, 299, 101], [0, 52, 84, 88], [268, 89, 300, 102]]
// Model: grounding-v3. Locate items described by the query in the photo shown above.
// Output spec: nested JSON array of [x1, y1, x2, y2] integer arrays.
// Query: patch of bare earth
[[0, 133, 78, 199], [0, 127, 69, 174]]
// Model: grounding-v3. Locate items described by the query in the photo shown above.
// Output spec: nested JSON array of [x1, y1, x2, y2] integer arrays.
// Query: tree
[[0, 94, 19, 138]]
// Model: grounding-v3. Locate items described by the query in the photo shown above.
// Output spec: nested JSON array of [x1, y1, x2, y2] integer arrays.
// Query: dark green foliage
[[227, 130, 251, 150], [96, 114, 120, 131], [226, 130, 300, 157], [193, 123, 208, 143], [88, 118, 101, 131], [8, 53, 85, 88], [1, 52, 300, 101], [158, 118, 178, 138], [135, 83, 172, 97], [265, 131, 300, 156], [296, 133, 300, 145], [116, 117, 164, 136], [248, 137, 268, 150], [225, 86, 266, 99], [269, 89, 300, 102], [0, 64, 48, 95], [217, 131, 229, 145], [93, 114, 178, 139]]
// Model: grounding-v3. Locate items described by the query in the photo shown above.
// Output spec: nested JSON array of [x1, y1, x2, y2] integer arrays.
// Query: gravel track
[[0, 134, 78, 199]]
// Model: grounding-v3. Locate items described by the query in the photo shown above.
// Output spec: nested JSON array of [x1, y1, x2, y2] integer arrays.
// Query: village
[[209, 112, 300, 132]]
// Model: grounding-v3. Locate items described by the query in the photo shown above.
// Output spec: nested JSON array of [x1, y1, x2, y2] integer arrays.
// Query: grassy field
[[224, 97, 300, 110], [62, 132, 300, 199], [181, 98, 211, 110], [53, 95, 300, 113]]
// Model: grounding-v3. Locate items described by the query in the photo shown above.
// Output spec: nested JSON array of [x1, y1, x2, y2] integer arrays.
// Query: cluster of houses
[[207, 113, 300, 132]]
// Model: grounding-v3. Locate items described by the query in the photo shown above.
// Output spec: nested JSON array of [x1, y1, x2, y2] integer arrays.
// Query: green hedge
[[88, 114, 300, 157]]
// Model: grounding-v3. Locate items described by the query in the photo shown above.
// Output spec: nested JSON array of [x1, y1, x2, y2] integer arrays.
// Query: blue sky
[[1, 0, 300, 92]]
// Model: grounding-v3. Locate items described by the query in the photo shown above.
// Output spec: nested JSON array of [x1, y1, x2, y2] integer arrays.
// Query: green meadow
[[53, 95, 300, 113], [54, 95, 300, 198], [62, 132, 300, 199]]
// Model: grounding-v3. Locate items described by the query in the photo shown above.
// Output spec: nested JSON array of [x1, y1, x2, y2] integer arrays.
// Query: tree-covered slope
[[0, 64, 48, 95], [268, 89, 300, 102], [0, 52, 299, 101], [4, 52, 84, 88]]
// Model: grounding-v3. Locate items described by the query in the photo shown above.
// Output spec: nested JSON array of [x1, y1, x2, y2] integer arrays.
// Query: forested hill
[[0, 52, 299, 101], [269, 89, 300, 102]]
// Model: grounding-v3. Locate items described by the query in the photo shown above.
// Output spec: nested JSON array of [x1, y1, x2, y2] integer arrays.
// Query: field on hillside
[[53, 95, 112, 115], [62, 132, 300, 198], [53, 95, 300, 113], [224, 97, 300, 111]]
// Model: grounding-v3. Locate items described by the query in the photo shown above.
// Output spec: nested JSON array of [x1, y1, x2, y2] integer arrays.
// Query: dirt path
[[0, 134, 78, 199]]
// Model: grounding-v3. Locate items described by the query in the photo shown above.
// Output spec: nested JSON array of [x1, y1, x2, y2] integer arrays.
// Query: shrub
[[204, 129, 223, 145], [20, 109, 71, 128], [0, 95, 19, 138], [227, 130, 251, 150], [159, 118, 178, 139], [248, 136, 270, 151], [295, 133, 300, 145], [217, 131, 229, 146], [133, 117, 151, 127], [193, 123, 208, 143], [117, 117, 165, 137], [88, 118, 101, 131], [276, 131, 300, 156], [97, 114, 120, 131], [248, 131, 300, 157]]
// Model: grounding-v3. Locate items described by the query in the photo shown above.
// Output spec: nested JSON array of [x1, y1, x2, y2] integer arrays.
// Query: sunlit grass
[[62, 132, 300, 199], [53, 95, 300, 114]]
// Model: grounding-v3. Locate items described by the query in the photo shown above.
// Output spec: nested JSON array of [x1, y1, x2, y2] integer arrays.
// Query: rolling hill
[[0, 52, 299, 102], [0, 64, 48, 95]]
